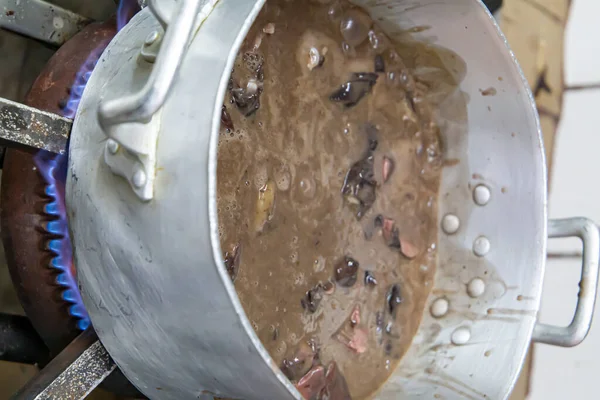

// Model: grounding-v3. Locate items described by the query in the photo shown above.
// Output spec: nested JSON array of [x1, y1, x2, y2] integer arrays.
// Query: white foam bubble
[[276, 341, 287, 355], [275, 170, 291, 191], [294, 273, 304, 285], [313, 256, 325, 272], [290, 251, 299, 263]]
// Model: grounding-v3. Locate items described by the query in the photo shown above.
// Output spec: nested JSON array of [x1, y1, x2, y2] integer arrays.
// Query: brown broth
[[216, 1, 464, 398]]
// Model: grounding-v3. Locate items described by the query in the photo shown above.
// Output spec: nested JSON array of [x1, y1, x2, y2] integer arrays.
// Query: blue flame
[[35, 0, 140, 331], [117, 0, 141, 31], [34, 151, 90, 331], [60, 48, 104, 119]]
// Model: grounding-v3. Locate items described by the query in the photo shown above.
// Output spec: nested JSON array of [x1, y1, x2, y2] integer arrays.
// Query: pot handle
[[532, 218, 600, 347], [98, 0, 204, 143], [97, 0, 214, 201]]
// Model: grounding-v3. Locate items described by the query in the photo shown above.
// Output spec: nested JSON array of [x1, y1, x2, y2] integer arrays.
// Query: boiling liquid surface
[[217, 1, 466, 398]]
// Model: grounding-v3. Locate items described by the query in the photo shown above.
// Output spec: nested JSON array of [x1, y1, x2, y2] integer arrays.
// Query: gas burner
[[0, 1, 141, 398]]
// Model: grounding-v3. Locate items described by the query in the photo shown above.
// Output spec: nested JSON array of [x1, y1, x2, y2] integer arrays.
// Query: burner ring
[[1, 18, 142, 398]]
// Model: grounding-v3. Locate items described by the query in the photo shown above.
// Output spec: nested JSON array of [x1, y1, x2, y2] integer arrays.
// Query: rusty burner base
[[0, 18, 142, 398]]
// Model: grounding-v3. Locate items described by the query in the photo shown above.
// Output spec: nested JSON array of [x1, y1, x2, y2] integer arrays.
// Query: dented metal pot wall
[[66, 0, 599, 399]]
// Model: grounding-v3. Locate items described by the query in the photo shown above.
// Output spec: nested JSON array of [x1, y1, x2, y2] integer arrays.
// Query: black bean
[[388, 227, 401, 249], [231, 86, 262, 117], [329, 82, 363, 108], [386, 284, 402, 316], [374, 54, 385, 73], [223, 244, 241, 281], [384, 340, 393, 355], [364, 271, 377, 286], [341, 155, 377, 220], [334, 256, 359, 287], [329, 72, 378, 108], [368, 138, 378, 151], [365, 122, 380, 152], [221, 105, 234, 131], [406, 92, 417, 113], [301, 285, 324, 313], [351, 72, 378, 82], [374, 215, 384, 227], [281, 341, 316, 381]]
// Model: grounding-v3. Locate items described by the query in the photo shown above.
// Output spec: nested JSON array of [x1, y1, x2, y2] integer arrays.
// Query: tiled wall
[[529, 0, 600, 398]]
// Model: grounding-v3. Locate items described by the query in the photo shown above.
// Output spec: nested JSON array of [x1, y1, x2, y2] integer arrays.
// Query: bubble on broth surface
[[216, 0, 468, 397]]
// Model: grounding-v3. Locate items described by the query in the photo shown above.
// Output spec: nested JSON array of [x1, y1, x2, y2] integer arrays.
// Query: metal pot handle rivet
[[98, 0, 206, 201], [533, 218, 600, 347]]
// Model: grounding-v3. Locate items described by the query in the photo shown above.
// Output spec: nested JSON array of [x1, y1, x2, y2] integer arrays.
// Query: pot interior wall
[[346, 1, 546, 399]]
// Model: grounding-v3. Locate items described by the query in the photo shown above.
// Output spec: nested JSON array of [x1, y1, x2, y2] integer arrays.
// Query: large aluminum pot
[[66, 0, 600, 399]]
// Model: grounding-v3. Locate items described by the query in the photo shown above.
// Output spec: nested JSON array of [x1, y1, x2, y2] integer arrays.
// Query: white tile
[[565, 0, 600, 86], [529, 89, 600, 399], [546, 89, 600, 253], [529, 260, 599, 400]]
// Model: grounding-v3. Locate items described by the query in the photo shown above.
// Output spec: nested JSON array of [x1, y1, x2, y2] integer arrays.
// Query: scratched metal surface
[[0, 97, 70, 154], [0, 0, 91, 47], [68, 2, 305, 399], [13, 329, 115, 400]]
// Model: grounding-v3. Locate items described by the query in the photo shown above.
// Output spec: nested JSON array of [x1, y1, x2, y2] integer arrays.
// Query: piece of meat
[[374, 54, 385, 73], [301, 285, 324, 313], [295, 365, 326, 400], [221, 105, 234, 131], [282, 341, 318, 381], [321, 362, 352, 400], [386, 284, 402, 317], [334, 257, 359, 287], [223, 243, 241, 281], [334, 305, 368, 354], [330, 72, 378, 108], [382, 156, 395, 183]]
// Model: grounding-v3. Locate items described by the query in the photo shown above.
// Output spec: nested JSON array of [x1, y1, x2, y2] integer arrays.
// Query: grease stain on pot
[[486, 308, 536, 317], [479, 87, 497, 96], [424, 365, 487, 400]]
